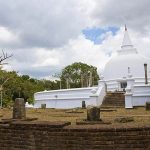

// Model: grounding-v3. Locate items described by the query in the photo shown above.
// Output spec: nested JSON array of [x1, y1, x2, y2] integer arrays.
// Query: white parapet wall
[[34, 87, 99, 109], [125, 77, 150, 108], [132, 84, 150, 107], [105, 80, 119, 91], [90, 80, 106, 106]]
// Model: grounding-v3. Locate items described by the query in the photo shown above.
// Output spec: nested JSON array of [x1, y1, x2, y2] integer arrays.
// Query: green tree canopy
[[0, 57, 100, 107], [61, 62, 99, 88]]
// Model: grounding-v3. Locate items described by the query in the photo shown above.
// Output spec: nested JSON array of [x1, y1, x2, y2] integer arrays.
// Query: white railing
[[105, 79, 119, 91], [97, 84, 106, 105], [90, 80, 106, 106], [133, 77, 150, 85]]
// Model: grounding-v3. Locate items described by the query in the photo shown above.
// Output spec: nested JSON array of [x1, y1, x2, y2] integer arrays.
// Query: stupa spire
[[121, 25, 133, 49]]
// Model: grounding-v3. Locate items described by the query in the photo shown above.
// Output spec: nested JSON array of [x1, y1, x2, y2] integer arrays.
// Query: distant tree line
[[0, 70, 64, 107], [0, 53, 100, 107]]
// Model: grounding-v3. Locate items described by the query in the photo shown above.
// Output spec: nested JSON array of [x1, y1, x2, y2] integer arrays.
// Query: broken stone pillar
[[87, 106, 100, 121], [41, 104, 46, 109], [82, 101, 86, 108], [13, 98, 26, 119]]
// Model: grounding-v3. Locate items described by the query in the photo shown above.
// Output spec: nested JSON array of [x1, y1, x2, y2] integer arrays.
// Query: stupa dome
[[103, 27, 150, 80]]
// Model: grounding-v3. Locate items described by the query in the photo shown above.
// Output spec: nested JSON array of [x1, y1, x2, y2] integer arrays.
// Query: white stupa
[[104, 26, 150, 81], [34, 26, 150, 109]]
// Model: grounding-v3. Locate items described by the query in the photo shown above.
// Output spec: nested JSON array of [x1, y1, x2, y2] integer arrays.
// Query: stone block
[[41, 104, 46, 109], [13, 98, 26, 119], [87, 106, 100, 121], [114, 117, 134, 123]]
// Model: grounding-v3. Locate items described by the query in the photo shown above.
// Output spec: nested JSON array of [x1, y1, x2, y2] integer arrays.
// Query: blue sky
[[82, 27, 119, 44]]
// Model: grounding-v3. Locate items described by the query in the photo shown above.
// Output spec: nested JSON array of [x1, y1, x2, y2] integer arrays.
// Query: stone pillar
[[144, 63, 148, 84], [82, 101, 86, 108], [41, 104, 46, 109], [13, 98, 26, 119], [87, 106, 100, 121]]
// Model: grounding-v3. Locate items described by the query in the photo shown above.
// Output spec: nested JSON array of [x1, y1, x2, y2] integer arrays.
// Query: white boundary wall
[[34, 87, 98, 108], [34, 79, 106, 109]]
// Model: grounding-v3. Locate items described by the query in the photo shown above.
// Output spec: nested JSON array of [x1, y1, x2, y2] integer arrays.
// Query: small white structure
[[25, 102, 34, 108], [34, 26, 150, 109]]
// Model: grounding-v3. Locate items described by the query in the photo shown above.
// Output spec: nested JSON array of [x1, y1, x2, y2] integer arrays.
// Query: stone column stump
[[82, 101, 86, 109], [41, 104, 46, 109], [13, 98, 26, 119], [87, 106, 100, 121]]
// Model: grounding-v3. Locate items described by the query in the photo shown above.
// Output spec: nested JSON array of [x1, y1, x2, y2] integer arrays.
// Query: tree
[[60, 62, 99, 88], [22, 75, 30, 80], [0, 51, 13, 107]]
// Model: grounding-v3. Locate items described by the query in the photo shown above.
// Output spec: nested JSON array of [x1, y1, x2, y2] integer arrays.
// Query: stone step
[[103, 101, 124, 103], [104, 98, 125, 101], [101, 92, 125, 108], [103, 97, 125, 101]]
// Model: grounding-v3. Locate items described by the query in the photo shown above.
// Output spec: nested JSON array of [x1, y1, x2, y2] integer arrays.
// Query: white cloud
[[92, 0, 150, 34], [0, 0, 94, 48], [1, 0, 150, 79], [33, 49, 60, 67], [4, 26, 150, 79], [0, 26, 20, 47]]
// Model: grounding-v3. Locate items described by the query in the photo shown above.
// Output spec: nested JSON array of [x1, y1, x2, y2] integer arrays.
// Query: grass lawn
[[0, 107, 150, 126]]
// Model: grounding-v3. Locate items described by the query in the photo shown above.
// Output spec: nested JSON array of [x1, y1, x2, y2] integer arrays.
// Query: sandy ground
[[0, 107, 150, 126]]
